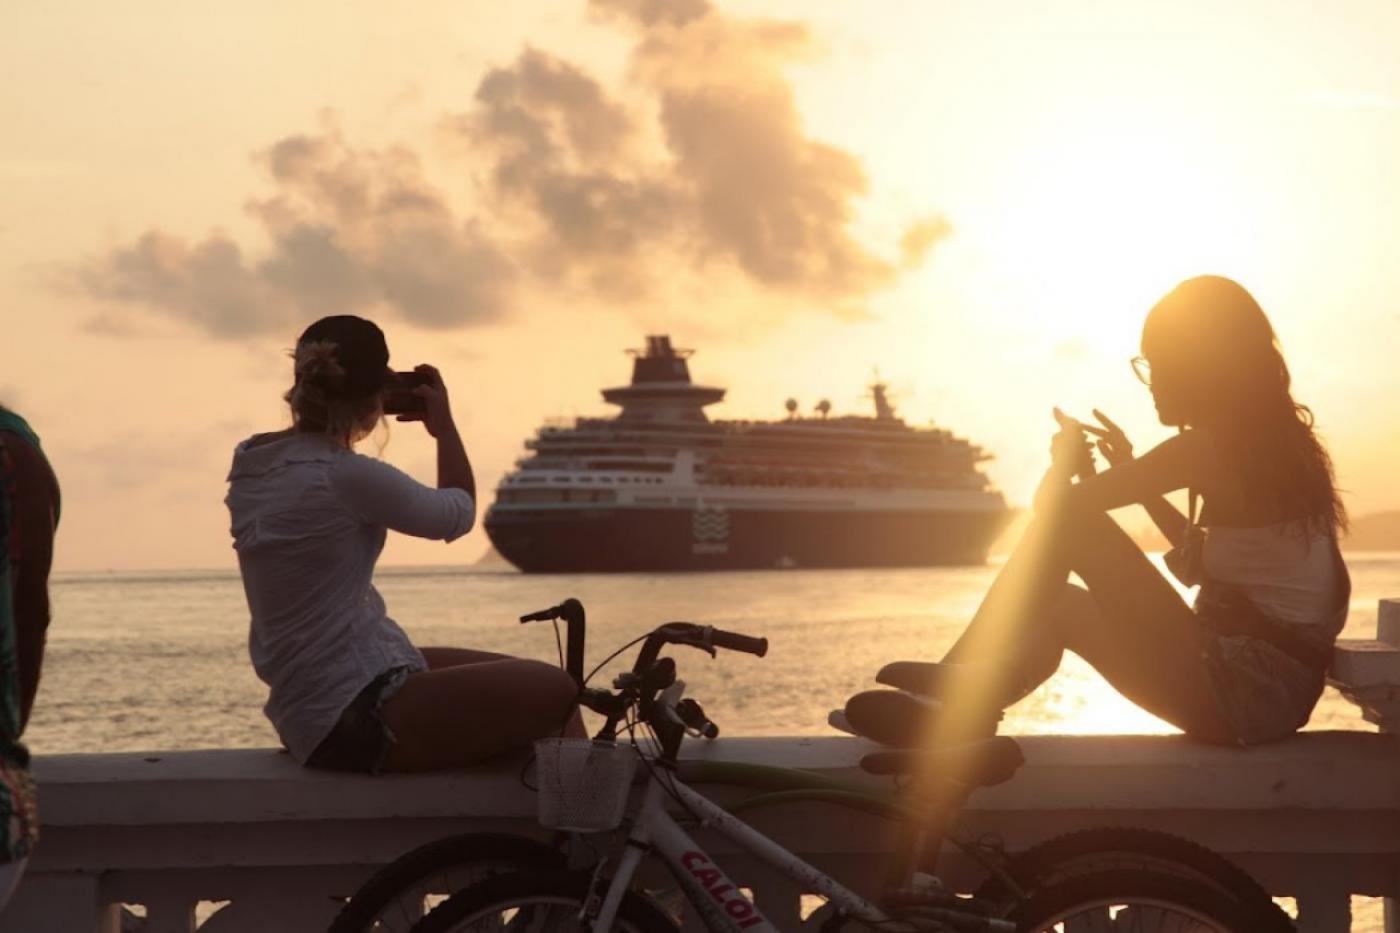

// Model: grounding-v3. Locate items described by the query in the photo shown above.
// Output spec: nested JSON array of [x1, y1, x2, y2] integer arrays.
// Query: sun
[[966, 110, 1255, 357]]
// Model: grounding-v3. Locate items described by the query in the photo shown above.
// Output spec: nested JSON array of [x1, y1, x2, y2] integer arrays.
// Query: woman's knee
[[516, 660, 578, 719]]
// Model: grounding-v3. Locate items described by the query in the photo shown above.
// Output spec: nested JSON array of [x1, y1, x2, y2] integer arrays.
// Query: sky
[[3, 0, 1398, 572]]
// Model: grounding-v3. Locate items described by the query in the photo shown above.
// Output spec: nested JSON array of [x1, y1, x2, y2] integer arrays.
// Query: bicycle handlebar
[[709, 628, 768, 658], [519, 597, 586, 685], [518, 598, 582, 624], [650, 623, 767, 657]]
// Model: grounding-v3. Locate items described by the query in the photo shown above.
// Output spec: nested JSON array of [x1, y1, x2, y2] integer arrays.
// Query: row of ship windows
[[521, 460, 674, 473], [699, 469, 984, 490], [514, 475, 665, 485], [499, 489, 619, 504], [510, 473, 983, 492]]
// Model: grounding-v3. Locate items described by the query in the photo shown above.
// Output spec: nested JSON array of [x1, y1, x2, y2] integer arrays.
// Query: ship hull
[[484, 505, 1013, 573]]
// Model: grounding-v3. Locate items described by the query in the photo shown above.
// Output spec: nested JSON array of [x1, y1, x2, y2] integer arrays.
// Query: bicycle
[[398, 606, 1293, 932]]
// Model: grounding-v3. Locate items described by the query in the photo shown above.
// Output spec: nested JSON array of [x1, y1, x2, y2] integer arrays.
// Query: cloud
[[54, 420, 253, 500], [75, 2, 946, 338], [78, 125, 516, 335], [901, 217, 954, 268], [590, 0, 711, 29]]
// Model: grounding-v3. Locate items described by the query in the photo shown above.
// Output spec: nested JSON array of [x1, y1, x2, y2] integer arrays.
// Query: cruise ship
[[484, 336, 1012, 572]]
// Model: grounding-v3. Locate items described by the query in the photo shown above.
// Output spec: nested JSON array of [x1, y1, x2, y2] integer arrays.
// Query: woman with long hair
[[846, 275, 1350, 748], [226, 315, 579, 773]]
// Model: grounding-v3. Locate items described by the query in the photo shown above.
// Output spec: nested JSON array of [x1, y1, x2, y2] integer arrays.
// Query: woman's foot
[[876, 660, 1013, 700], [843, 688, 1001, 748]]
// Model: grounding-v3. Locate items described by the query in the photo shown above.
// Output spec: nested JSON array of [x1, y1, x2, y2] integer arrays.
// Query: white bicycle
[[403, 614, 1289, 932]]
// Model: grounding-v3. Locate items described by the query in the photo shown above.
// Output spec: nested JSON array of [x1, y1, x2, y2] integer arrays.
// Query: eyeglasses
[[1131, 356, 1152, 386]]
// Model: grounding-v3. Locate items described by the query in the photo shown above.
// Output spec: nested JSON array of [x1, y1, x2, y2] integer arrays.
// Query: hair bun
[[294, 340, 347, 391]]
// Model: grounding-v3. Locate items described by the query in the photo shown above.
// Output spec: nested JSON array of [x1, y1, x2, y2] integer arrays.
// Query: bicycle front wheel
[[410, 869, 677, 933], [1014, 868, 1257, 932], [328, 833, 562, 933]]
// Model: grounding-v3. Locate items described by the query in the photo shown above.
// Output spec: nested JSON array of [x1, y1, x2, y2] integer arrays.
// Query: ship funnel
[[605, 335, 725, 422], [628, 334, 694, 384]]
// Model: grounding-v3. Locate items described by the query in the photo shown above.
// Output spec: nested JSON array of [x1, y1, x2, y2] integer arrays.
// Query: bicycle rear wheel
[[328, 833, 563, 933], [1014, 868, 1256, 932], [409, 869, 677, 933], [974, 827, 1293, 931]]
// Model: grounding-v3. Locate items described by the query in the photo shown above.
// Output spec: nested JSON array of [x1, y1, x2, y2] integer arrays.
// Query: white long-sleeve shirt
[[225, 432, 475, 762]]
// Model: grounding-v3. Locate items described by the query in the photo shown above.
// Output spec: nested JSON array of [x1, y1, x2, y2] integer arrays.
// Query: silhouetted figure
[[845, 276, 1350, 748], [0, 408, 60, 908], [226, 316, 580, 773]]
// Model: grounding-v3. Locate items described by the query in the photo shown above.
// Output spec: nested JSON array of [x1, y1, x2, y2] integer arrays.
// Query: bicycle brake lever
[[690, 625, 717, 658]]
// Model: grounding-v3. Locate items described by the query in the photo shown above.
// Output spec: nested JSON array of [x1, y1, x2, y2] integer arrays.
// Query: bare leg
[[1052, 512, 1230, 741], [420, 646, 511, 669], [419, 647, 586, 738], [936, 512, 1078, 713], [380, 658, 581, 772], [939, 508, 1231, 741]]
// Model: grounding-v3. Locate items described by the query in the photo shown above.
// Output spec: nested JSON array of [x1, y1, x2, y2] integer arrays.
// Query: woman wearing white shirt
[[227, 315, 579, 772]]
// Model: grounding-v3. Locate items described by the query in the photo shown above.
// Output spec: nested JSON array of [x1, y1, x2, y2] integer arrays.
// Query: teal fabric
[[0, 408, 51, 860], [0, 409, 56, 522]]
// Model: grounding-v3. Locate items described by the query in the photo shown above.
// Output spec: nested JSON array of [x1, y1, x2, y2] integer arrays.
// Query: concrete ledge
[[33, 730, 1400, 827], [12, 731, 1400, 931]]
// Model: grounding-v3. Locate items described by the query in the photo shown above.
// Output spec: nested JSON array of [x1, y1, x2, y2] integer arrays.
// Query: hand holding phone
[[390, 365, 457, 440], [1051, 407, 1098, 478], [1089, 408, 1135, 467], [383, 371, 430, 416]]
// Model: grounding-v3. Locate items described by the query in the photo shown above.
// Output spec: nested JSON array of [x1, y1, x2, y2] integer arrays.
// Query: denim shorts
[[306, 666, 413, 774]]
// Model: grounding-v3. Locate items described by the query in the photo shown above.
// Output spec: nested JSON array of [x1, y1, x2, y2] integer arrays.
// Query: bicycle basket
[[534, 738, 637, 832]]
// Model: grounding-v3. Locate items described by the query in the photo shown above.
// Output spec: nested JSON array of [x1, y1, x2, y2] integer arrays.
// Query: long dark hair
[[1142, 275, 1346, 536]]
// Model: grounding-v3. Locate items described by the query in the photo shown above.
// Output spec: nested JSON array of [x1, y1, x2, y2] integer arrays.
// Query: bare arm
[[434, 424, 475, 502], [4, 432, 58, 731], [1065, 431, 1203, 516], [396, 364, 475, 501], [1082, 410, 1190, 546]]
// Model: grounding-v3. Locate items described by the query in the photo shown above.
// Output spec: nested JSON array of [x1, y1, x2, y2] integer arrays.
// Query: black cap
[[296, 315, 389, 397]]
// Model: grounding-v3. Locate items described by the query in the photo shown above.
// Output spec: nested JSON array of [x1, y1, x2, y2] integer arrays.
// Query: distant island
[[474, 546, 512, 568], [1343, 511, 1400, 552], [991, 510, 1400, 556]]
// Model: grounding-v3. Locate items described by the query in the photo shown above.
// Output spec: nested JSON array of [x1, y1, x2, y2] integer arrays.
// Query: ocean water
[[28, 552, 1400, 929]]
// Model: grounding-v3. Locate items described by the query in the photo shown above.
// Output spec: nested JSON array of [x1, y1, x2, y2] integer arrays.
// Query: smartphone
[[383, 371, 430, 415]]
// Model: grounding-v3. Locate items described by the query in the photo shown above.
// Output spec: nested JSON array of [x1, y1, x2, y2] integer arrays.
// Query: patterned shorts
[[305, 666, 413, 774]]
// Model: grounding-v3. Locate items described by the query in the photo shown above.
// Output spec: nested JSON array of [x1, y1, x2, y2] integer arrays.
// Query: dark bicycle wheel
[[1014, 868, 1257, 931], [974, 827, 1293, 931], [409, 869, 677, 933], [328, 832, 564, 933]]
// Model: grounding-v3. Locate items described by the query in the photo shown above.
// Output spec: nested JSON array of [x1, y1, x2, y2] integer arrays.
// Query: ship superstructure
[[484, 336, 1011, 572]]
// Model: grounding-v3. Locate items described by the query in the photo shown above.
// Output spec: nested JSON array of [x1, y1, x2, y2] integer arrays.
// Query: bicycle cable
[[583, 633, 652, 686], [640, 719, 704, 823], [619, 707, 690, 818]]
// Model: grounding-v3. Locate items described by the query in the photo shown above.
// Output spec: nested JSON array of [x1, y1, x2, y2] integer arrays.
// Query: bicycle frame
[[593, 769, 901, 933]]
